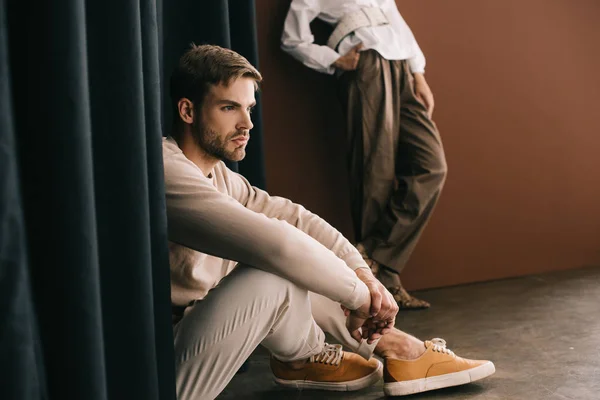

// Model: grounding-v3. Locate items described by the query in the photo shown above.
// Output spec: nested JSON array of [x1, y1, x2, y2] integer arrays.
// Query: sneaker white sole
[[273, 359, 383, 391], [383, 361, 495, 396]]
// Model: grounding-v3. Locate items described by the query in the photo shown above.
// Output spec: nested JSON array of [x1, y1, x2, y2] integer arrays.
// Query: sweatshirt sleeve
[[163, 151, 369, 310], [226, 168, 371, 272], [281, 0, 341, 75]]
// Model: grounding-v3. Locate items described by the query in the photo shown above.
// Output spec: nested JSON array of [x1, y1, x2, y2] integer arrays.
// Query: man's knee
[[233, 266, 306, 302]]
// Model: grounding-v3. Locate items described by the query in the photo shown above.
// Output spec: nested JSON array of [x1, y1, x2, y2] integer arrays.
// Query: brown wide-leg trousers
[[337, 50, 447, 276]]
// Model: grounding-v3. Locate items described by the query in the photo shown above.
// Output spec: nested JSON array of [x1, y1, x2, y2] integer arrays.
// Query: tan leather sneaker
[[383, 338, 495, 396], [271, 343, 382, 391]]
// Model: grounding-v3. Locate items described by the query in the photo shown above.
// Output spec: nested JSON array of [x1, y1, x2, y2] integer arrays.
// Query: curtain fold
[[1, 0, 265, 399], [141, 1, 178, 399], [15, 0, 110, 398], [85, 0, 164, 398], [0, 3, 46, 398]]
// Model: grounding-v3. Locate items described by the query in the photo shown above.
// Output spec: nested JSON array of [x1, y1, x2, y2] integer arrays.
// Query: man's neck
[[175, 134, 219, 178]]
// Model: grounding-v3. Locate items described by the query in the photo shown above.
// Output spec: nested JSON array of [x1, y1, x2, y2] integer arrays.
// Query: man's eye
[[247, 107, 254, 114], [222, 106, 234, 111]]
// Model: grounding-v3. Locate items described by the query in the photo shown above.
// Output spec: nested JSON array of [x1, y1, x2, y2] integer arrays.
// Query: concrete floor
[[218, 266, 600, 399]]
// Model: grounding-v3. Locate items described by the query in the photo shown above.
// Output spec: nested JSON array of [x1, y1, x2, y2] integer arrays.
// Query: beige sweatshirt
[[163, 137, 370, 311]]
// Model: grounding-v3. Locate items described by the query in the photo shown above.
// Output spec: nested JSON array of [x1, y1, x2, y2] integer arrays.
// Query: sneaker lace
[[430, 338, 455, 356], [309, 343, 343, 366]]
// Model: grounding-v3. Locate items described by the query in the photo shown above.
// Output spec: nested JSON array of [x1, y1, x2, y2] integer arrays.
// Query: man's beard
[[191, 120, 247, 162]]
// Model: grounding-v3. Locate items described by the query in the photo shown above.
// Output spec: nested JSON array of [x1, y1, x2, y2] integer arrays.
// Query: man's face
[[191, 77, 256, 162]]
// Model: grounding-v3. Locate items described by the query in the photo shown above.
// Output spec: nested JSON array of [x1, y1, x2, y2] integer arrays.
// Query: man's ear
[[177, 98, 195, 125]]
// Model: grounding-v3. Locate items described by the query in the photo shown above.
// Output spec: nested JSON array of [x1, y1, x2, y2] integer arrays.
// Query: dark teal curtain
[[0, 0, 265, 399]]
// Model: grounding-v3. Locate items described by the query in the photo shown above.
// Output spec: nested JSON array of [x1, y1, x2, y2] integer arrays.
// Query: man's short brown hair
[[170, 44, 262, 136]]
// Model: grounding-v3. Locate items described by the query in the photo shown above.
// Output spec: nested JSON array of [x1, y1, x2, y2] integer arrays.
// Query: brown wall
[[255, 0, 600, 290]]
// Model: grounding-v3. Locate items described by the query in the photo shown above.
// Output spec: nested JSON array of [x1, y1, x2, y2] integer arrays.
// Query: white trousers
[[174, 264, 377, 400]]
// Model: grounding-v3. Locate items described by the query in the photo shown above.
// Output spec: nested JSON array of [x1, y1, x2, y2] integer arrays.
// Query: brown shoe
[[356, 244, 430, 309], [271, 343, 382, 391], [356, 243, 380, 275], [389, 285, 431, 310], [383, 338, 495, 396]]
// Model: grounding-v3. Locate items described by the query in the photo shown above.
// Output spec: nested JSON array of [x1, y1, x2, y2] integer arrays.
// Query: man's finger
[[367, 332, 381, 344], [378, 294, 393, 317], [371, 286, 392, 320], [340, 304, 351, 317], [362, 328, 369, 340], [353, 42, 364, 53], [380, 291, 398, 321], [369, 285, 382, 316], [350, 329, 362, 342]]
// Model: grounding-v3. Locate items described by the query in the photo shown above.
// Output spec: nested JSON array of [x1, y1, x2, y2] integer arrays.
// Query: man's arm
[[164, 151, 369, 311], [226, 166, 398, 340], [227, 167, 369, 272], [281, 0, 340, 75]]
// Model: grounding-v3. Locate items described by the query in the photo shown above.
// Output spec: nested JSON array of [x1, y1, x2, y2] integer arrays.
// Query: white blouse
[[281, 0, 426, 75]]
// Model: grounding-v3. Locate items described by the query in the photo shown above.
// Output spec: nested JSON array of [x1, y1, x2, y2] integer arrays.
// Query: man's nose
[[237, 111, 253, 131]]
